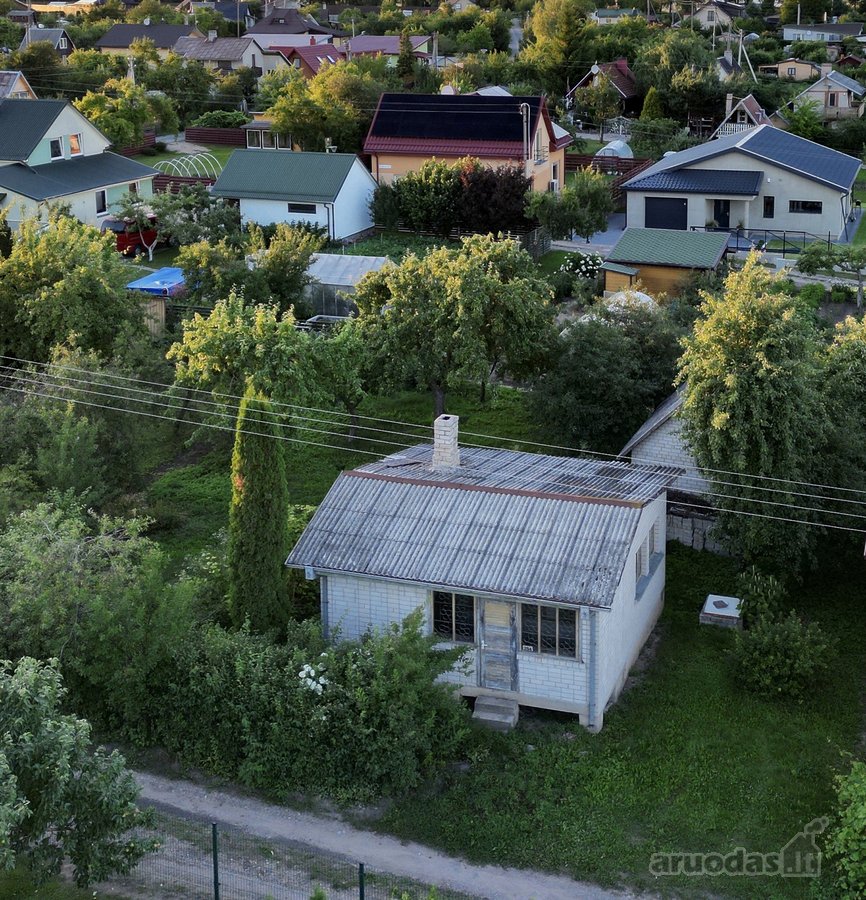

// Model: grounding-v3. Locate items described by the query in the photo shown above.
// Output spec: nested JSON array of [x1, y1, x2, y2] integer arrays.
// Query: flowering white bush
[[298, 662, 328, 695], [560, 251, 603, 280]]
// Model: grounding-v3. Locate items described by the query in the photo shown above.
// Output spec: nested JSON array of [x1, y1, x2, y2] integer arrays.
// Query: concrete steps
[[472, 695, 519, 731]]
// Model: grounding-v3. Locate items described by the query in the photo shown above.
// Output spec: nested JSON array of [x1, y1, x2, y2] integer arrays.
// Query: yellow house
[[757, 58, 821, 81], [363, 93, 572, 194]]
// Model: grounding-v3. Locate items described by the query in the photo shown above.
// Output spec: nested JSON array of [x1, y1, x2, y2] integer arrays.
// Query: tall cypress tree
[[227, 387, 291, 632]]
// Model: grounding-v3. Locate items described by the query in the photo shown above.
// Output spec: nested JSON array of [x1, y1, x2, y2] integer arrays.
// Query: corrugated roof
[[286, 445, 678, 608], [625, 169, 762, 194], [173, 36, 252, 60], [307, 252, 390, 287], [621, 387, 684, 456], [96, 23, 200, 49], [212, 149, 360, 202], [622, 124, 860, 193], [607, 228, 730, 269], [0, 99, 68, 160], [0, 152, 157, 201]]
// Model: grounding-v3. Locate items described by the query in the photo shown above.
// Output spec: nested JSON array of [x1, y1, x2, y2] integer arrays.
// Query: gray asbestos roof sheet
[[307, 253, 390, 287], [286, 445, 679, 608], [621, 387, 685, 456]]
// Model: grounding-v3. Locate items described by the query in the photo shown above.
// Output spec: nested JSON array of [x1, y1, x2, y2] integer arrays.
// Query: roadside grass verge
[[378, 543, 866, 898]]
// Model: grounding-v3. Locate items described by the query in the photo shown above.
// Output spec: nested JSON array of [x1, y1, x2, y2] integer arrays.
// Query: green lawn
[[378, 544, 866, 898], [537, 249, 573, 274], [0, 867, 116, 899], [132, 143, 237, 172], [144, 386, 543, 561]]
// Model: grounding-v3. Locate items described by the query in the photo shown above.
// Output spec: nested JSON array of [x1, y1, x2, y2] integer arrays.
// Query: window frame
[[246, 129, 262, 149], [95, 189, 107, 216], [262, 130, 276, 149], [789, 199, 822, 214], [69, 133, 82, 156], [763, 195, 775, 219], [432, 591, 476, 643], [520, 603, 579, 659], [128, 181, 139, 195], [49, 137, 63, 160], [58, 36, 67, 49], [287, 201, 316, 214]]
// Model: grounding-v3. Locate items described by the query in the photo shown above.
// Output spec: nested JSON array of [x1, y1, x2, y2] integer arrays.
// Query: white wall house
[[287, 416, 679, 732], [773, 69, 866, 124], [212, 150, 376, 240], [622, 125, 861, 239], [0, 99, 157, 229]]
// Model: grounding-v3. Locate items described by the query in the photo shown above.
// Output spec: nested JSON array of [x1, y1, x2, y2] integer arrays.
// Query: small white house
[[286, 415, 679, 731], [211, 150, 377, 240]]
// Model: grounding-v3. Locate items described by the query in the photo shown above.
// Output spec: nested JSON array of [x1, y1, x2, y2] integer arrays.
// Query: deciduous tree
[[526, 168, 613, 241], [797, 242, 866, 308]]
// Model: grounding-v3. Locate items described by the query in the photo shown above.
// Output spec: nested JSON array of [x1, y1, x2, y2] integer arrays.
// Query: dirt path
[[134, 771, 639, 900]]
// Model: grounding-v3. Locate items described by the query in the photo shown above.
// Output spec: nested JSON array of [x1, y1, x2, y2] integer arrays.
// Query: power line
[[6, 355, 866, 505], [1, 378, 862, 534]]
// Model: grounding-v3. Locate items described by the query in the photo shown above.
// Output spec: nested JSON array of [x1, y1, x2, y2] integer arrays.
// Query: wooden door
[[479, 600, 517, 692]]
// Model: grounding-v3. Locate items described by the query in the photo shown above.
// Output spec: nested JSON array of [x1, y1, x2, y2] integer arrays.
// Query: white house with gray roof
[[287, 416, 679, 731], [622, 125, 860, 239], [212, 149, 376, 239], [772, 69, 866, 124], [0, 100, 157, 229]]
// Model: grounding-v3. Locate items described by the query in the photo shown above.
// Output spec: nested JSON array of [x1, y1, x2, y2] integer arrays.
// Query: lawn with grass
[[537, 249, 573, 275], [145, 386, 543, 560], [0, 867, 110, 899], [378, 543, 866, 898], [132, 143, 236, 172], [340, 231, 454, 262]]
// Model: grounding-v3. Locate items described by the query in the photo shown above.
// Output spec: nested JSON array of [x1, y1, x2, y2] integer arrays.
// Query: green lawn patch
[[537, 250, 572, 275], [0, 867, 110, 899], [340, 231, 454, 262], [132, 143, 236, 172], [378, 544, 866, 898]]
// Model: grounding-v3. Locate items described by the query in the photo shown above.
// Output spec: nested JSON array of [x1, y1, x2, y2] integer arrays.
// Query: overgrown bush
[[736, 566, 784, 629], [797, 282, 827, 309], [823, 761, 866, 898], [155, 611, 470, 801], [733, 612, 833, 700], [190, 110, 248, 128], [831, 284, 855, 304]]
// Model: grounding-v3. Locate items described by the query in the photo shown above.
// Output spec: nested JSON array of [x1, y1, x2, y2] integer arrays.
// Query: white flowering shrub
[[559, 251, 603, 280], [549, 251, 603, 301]]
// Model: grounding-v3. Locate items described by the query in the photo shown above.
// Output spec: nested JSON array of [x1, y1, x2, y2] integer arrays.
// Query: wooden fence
[[564, 154, 652, 175], [184, 126, 246, 146], [117, 127, 157, 157]]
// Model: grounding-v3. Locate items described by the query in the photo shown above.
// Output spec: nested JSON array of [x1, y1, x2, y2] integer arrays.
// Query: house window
[[707, 10, 715, 20], [534, 129, 545, 163], [49, 138, 62, 159], [763, 195, 775, 219], [246, 130, 262, 148], [128, 182, 138, 194], [58, 36, 67, 49], [95, 190, 107, 215], [69, 133, 82, 156], [521, 604, 578, 658], [829, 92, 838, 107], [433, 591, 475, 643], [262, 130, 276, 149], [789, 200, 822, 214], [787, 66, 796, 76], [277, 133, 292, 150], [287, 202, 316, 214]]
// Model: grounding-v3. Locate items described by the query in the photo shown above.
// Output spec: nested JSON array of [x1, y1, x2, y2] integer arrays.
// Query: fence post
[[358, 862, 365, 900], [212, 823, 220, 900]]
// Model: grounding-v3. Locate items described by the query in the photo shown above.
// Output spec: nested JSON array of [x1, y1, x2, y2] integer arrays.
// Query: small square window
[[69, 133, 81, 156], [262, 131, 276, 149], [433, 591, 475, 643], [49, 138, 62, 159], [520, 604, 578, 658], [246, 130, 262, 148], [128, 182, 138, 194]]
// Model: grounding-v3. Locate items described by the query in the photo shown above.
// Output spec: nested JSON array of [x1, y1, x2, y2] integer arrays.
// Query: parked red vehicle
[[100, 215, 160, 255]]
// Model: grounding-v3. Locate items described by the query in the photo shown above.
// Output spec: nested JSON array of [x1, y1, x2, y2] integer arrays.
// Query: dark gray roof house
[[96, 23, 203, 51], [622, 125, 860, 238], [287, 416, 680, 731], [19, 27, 74, 58]]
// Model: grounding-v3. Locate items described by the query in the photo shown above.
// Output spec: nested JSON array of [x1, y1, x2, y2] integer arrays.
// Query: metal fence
[[103, 813, 470, 900]]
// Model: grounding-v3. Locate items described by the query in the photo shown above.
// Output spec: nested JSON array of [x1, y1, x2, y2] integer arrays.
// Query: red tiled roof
[[274, 44, 346, 73], [569, 58, 637, 100], [741, 94, 772, 126], [364, 137, 525, 157]]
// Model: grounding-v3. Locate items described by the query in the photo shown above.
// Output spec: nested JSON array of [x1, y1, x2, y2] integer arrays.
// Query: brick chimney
[[432, 415, 460, 468], [820, 62, 833, 76]]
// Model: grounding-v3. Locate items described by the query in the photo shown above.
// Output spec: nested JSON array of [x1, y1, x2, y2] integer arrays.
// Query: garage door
[[645, 197, 687, 230]]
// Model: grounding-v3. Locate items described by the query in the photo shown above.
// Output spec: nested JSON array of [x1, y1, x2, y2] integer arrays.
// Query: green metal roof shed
[[607, 227, 730, 270]]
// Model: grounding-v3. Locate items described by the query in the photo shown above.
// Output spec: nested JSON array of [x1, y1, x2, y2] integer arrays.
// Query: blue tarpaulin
[[126, 267, 186, 297]]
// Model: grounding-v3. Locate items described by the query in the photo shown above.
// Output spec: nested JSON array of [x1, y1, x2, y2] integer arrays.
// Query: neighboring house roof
[[276, 43, 346, 73], [19, 27, 71, 50], [0, 70, 34, 98], [621, 388, 685, 456], [570, 58, 637, 100], [606, 227, 731, 270], [96, 23, 200, 49], [625, 169, 762, 194], [173, 35, 253, 61], [0, 152, 157, 201], [838, 54, 865, 67], [759, 57, 820, 74], [717, 53, 741, 76], [622, 124, 861, 193], [594, 7, 641, 17], [740, 93, 772, 125], [822, 69, 866, 95], [471, 85, 512, 96], [211, 1, 251, 19], [0, 98, 67, 159], [212, 149, 360, 202], [784, 22, 863, 36], [710, 94, 773, 138], [247, 9, 344, 36], [364, 93, 570, 157], [307, 252, 390, 287], [286, 444, 678, 609], [345, 34, 430, 55]]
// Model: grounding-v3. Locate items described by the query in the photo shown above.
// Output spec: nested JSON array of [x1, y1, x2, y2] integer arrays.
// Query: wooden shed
[[602, 228, 730, 296]]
